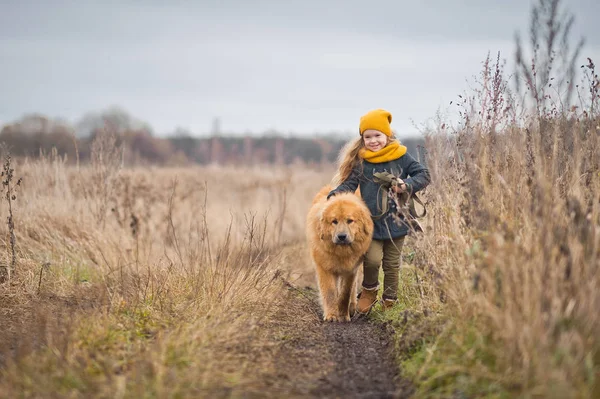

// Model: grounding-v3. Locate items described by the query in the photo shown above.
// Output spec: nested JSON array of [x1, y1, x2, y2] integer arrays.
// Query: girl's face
[[362, 129, 388, 152]]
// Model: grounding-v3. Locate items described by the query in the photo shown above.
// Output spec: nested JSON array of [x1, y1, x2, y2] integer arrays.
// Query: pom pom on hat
[[359, 109, 392, 137]]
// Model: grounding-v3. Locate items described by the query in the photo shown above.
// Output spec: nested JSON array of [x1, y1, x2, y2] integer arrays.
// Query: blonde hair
[[331, 137, 364, 187], [330, 133, 400, 187]]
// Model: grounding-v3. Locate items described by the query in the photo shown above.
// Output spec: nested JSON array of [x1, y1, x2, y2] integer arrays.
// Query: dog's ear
[[318, 210, 328, 240]]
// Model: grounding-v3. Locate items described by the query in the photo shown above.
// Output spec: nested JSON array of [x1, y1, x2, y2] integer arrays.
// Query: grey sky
[[1, 0, 599, 137]]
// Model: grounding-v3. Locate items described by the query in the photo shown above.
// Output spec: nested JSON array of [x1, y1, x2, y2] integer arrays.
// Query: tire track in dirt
[[313, 303, 413, 398], [265, 244, 414, 398]]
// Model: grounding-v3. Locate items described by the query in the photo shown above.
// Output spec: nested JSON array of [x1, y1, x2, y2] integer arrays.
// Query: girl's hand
[[393, 180, 407, 193]]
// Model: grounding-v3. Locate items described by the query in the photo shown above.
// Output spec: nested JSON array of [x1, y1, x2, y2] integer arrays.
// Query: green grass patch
[[369, 264, 515, 398], [398, 321, 514, 398]]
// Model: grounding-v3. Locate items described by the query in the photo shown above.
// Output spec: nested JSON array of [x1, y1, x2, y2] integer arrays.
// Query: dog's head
[[319, 195, 372, 246]]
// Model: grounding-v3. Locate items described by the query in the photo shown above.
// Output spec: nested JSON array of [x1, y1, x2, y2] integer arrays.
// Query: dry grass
[[1, 104, 598, 397], [391, 51, 600, 397], [0, 143, 334, 397], [0, 112, 597, 398]]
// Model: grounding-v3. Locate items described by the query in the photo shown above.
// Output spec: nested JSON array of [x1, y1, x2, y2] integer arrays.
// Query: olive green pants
[[362, 236, 405, 300]]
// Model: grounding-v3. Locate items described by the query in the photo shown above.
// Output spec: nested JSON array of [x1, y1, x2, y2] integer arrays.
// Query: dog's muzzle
[[333, 233, 351, 245]]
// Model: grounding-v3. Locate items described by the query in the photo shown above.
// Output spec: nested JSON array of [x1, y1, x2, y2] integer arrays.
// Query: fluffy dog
[[306, 185, 373, 322]]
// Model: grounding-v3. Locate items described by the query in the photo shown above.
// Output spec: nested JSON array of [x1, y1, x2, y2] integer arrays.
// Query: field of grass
[[0, 147, 336, 397], [1, 95, 597, 397]]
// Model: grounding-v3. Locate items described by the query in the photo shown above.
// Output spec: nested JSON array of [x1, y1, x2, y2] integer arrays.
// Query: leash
[[371, 171, 426, 222]]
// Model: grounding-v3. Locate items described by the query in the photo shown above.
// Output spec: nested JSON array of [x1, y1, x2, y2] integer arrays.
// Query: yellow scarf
[[359, 141, 407, 163]]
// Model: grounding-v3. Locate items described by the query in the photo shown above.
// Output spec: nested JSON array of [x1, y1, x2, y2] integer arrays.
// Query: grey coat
[[327, 152, 431, 240]]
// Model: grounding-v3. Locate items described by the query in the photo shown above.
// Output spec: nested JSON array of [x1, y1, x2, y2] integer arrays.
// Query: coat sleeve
[[327, 166, 360, 199], [401, 153, 431, 194]]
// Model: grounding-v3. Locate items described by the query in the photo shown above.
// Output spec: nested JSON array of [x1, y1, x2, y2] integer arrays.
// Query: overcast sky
[[1, 0, 599, 137]]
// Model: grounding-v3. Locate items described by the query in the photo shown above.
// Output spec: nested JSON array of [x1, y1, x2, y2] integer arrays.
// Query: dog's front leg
[[337, 272, 356, 322], [316, 267, 339, 321], [349, 260, 363, 317]]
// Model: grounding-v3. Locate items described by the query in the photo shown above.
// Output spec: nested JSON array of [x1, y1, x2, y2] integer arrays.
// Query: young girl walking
[[328, 109, 430, 313]]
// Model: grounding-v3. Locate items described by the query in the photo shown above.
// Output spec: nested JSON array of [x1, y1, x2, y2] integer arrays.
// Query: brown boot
[[382, 298, 397, 311], [357, 286, 378, 314]]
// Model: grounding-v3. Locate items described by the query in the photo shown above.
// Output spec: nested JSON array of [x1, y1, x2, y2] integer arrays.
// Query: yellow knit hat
[[359, 109, 392, 137]]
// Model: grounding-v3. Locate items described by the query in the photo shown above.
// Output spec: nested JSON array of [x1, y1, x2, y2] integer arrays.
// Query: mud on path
[[255, 245, 414, 398]]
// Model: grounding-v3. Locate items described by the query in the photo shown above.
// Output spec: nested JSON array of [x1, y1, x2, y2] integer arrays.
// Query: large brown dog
[[306, 185, 374, 322]]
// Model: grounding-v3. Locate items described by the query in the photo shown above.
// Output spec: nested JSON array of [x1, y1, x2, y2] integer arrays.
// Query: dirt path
[[258, 245, 414, 398]]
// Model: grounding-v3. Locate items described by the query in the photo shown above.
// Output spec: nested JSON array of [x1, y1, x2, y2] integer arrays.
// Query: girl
[[327, 109, 430, 313]]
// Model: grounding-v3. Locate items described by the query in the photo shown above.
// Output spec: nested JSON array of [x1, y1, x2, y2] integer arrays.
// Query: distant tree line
[[0, 111, 425, 166]]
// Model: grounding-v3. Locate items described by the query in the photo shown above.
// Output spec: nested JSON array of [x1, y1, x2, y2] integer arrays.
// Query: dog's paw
[[323, 313, 350, 322], [323, 313, 337, 322]]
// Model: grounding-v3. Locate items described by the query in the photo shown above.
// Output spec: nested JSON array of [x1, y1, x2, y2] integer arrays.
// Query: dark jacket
[[327, 153, 431, 240]]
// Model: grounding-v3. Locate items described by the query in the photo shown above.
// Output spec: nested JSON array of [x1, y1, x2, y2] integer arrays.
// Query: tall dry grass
[[0, 136, 333, 397], [403, 50, 599, 397]]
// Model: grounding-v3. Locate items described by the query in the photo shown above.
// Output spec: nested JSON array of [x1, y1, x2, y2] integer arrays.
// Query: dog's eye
[[347, 219, 354, 224], [332, 219, 338, 225]]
